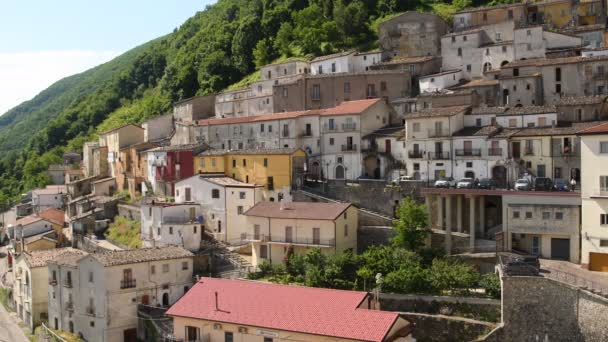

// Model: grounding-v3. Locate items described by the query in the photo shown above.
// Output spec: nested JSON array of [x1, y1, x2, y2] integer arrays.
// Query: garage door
[[551, 238, 570, 261], [590, 253, 608, 272]]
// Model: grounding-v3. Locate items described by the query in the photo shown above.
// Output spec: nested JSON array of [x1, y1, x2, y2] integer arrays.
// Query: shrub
[[479, 273, 501, 299]]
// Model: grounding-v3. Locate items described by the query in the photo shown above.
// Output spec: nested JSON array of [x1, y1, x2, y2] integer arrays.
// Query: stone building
[[173, 94, 215, 122], [378, 12, 448, 60]]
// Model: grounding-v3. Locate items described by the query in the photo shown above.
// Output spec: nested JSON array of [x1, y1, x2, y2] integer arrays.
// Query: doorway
[[162, 293, 169, 307]]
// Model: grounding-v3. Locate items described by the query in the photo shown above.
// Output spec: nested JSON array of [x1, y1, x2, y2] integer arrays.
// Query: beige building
[[167, 277, 413, 342], [97, 124, 145, 178], [47, 246, 194, 342], [13, 248, 87, 331], [578, 122, 608, 271], [243, 202, 358, 267]]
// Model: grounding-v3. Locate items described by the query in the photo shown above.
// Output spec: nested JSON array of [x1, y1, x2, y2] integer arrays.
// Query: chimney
[[215, 291, 219, 311]]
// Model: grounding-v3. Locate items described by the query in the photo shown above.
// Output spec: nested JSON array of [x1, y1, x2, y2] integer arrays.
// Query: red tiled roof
[[244, 201, 352, 220], [197, 99, 382, 126], [15, 215, 44, 226], [39, 208, 65, 226], [167, 278, 403, 342], [577, 122, 608, 135]]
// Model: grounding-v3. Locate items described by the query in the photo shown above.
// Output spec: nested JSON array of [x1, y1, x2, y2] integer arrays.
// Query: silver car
[[456, 178, 475, 189], [514, 178, 532, 191], [434, 177, 456, 188]]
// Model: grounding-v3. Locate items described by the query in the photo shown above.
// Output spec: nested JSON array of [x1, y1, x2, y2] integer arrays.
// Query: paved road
[[0, 247, 28, 342], [541, 258, 608, 290]]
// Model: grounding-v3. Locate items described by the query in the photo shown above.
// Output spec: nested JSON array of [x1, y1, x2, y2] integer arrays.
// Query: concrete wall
[[117, 202, 141, 221], [401, 313, 495, 342], [501, 275, 608, 341]]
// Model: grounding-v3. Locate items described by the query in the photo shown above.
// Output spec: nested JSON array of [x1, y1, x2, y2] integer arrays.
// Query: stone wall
[[401, 313, 495, 342], [380, 293, 501, 323], [358, 226, 395, 252], [302, 179, 424, 216], [117, 202, 141, 221], [501, 275, 608, 341]]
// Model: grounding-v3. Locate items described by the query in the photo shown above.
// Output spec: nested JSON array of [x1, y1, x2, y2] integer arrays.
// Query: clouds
[[0, 50, 120, 114]]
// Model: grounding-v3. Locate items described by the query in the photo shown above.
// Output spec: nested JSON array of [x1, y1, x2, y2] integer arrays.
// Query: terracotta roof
[[455, 2, 524, 14], [90, 246, 193, 267], [557, 96, 608, 106], [457, 79, 499, 88], [198, 148, 302, 156], [363, 125, 404, 140], [499, 105, 556, 116], [39, 208, 65, 226], [166, 278, 405, 342], [23, 248, 87, 268], [471, 107, 507, 115], [98, 123, 143, 136], [374, 56, 437, 66], [452, 125, 501, 137], [502, 55, 608, 68], [204, 177, 262, 188], [244, 201, 352, 220], [197, 99, 382, 126], [311, 50, 356, 63], [15, 215, 44, 226], [513, 121, 608, 137], [577, 122, 608, 135], [145, 143, 206, 153], [406, 105, 470, 119]]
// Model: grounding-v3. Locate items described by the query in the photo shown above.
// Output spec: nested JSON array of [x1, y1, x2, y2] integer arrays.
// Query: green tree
[[253, 39, 275, 69], [392, 198, 430, 251], [274, 22, 294, 56], [479, 273, 501, 299], [428, 259, 481, 294]]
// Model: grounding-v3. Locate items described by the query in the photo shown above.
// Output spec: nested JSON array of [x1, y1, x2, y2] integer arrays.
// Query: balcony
[[341, 123, 357, 131], [162, 216, 201, 224], [594, 72, 606, 80], [322, 124, 338, 133], [428, 129, 450, 138], [592, 188, 608, 198], [63, 280, 72, 288], [48, 279, 57, 286], [85, 306, 95, 316], [524, 148, 534, 155], [241, 233, 270, 242], [429, 152, 450, 160], [408, 151, 425, 159], [557, 146, 576, 156], [65, 301, 74, 312], [269, 236, 336, 247], [455, 149, 482, 157], [300, 130, 314, 138], [488, 148, 503, 156], [366, 91, 378, 99], [341, 144, 357, 152], [120, 279, 137, 289]]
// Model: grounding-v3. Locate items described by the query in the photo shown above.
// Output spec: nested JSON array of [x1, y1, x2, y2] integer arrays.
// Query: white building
[[419, 70, 463, 93], [174, 175, 263, 244], [140, 201, 203, 251], [578, 122, 608, 271], [31, 185, 66, 214], [47, 246, 194, 342], [310, 50, 382, 75]]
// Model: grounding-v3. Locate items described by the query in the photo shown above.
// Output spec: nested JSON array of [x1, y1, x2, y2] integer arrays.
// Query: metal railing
[[65, 301, 74, 312], [543, 267, 608, 297], [120, 279, 137, 289], [341, 144, 357, 152], [408, 151, 424, 159], [85, 306, 95, 316], [270, 236, 335, 247], [48, 278, 57, 286], [488, 148, 503, 156], [428, 129, 450, 138], [63, 280, 72, 288], [429, 151, 450, 160], [241, 233, 270, 242], [162, 217, 201, 224], [455, 149, 481, 157], [524, 147, 534, 155], [342, 123, 357, 131], [300, 130, 314, 138], [592, 188, 608, 197]]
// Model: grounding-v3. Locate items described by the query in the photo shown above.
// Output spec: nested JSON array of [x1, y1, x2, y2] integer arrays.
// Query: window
[[601, 214, 608, 225], [463, 35, 467, 42], [344, 82, 350, 93], [157, 227, 160, 236], [211, 158, 216, 167], [264, 158, 268, 167], [458, 48, 462, 56], [169, 227, 173, 234], [232, 159, 236, 167], [508, 9, 513, 19], [267, 176, 274, 190], [413, 163, 420, 171], [476, 118, 482, 127], [283, 88, 288, 98], [509, 119, 517, 127], [264, 338, 273, 342], [600, 142, 608, 153], [318, 65, 323, 74], [527, 29, 531, 36], [542, 212, 550, 220], [600, 240, 608, 247], [331, 63, 336, 72], [483, 13, 487, 21], [513, 211, 520, 219], [452, 36, 456, 43], [90, 321, 95, 327], [330, 138, 335, 145], [556, 84, 561, 94], [466, 64, 471, 72], [466, 162, 473, 168], [162, 264, 169, 273], [269, 125, 272, 132], [486, 48, 490, 56], [260, 124, 265, 132], [182, 261, 188, 270], [237, 206, 243, 215], [194, 226, 197, 234], [413, 123, 421, 132], [513, 68, 519, 77], [242, 159, 246, 167], [555, 67, 561, 82], [239, 192, 246, 199], [212, 189, 220, 199], [555, 212, 563, 220], [344, 224, 348, 237], [380, 81, 387, 91], [344, 211, 347, 219], [502, 46, 507, 53], [312, 84, 321, 100], [526, 84, 531, 90], [89, 271, 93, 283], [527, 43, 532, 51], [525, 212, 533, 219], [260, 245, 268, 259], [225, 332, 234, 342]]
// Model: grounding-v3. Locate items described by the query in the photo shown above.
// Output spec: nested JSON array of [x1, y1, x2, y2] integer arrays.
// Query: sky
[[0, 0, 216, 115]]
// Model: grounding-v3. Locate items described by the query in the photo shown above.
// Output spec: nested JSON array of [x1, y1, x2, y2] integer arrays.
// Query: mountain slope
[[0, 0, 485, 207]]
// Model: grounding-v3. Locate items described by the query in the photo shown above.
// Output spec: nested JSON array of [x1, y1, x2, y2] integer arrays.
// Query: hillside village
[[2, 1, 608, 341]]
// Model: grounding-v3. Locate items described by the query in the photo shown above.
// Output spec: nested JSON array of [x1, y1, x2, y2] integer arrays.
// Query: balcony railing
[[594, 72, 606, 80], [270, 236, 336, 247], [488, 148, 503, 156], [408, 151, 425, 159], [455, 149, 482, 157], [592, 188, 608, 197], [85, 306, 95, 316], [241, 233, 270, 242], [429, 152, 450, 160], [162, 217, 201, 224], [63, 280, 72, 288], [300, 130, 314, 138], [66, 301, 74, 312], [322, 124, 338, 133], [48, 279, 57, 286], [524, 148, 534, 155], [428, 129, 450, 138], [120, 279, 137, 289], [341, 123, 357, 131], [341, 144, 357, 152]]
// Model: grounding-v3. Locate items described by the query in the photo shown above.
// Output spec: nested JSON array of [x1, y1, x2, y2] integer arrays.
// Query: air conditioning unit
[[214, 323, 222, 330], [238, 327, 248, 333]]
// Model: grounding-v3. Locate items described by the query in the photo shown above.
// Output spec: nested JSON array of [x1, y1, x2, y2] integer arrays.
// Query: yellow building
[[528, 0, 573, 29], [167, 277, 413, 342], [195, 148, 306, 201], [12, 248, 87, 331], [243, 201, 358, 267]]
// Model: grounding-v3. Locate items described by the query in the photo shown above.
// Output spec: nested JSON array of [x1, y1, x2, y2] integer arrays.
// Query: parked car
[[456, 178, 475, 189], [514, 178, 532, 191], [500, 253, 540, 276], [553, 178, 569, 191], [534, 177, 553, 191], [477, 178, 496, 190], [391, 175, 413, 184], [434, 177, 456, 188]]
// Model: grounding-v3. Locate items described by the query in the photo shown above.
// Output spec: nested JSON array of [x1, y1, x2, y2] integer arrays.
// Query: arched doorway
[[162, 293, 169, 307], [483, 62, 493, 72], [492, 165, 507, 189], [69, 321, 74, 333], [335, 165, 345, 179], [465, 171, 475, 179], [501, 60, 509, 67]]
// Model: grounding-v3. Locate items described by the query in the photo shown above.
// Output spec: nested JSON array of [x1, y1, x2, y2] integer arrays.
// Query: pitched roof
[[244, 201, 351, 220], [499, 105, 556, 116], [89, 246, 193, 267], [32, 185, 66, 195], [577, 122, 608, 135], [362, 125, 404, 140], [98, 123, 144, 136], [452, 125, 501, 137], [502, 55, 608, 68], [406, 105, 470, 119], [203, 177, 262, 188], [373, 56, 437, 66], [24, 231, 57, 245], [419, 69, 461, 79], [311, 50, 356, 63], [145, 143, 206, 153], [557, 95, 608, 106], [471, 107, 507, 115], [513, 121, 608, 137], [15, 215, 44, 226], [166, 278, 404, 342], [38, 208, 65, 226], [51, 249, 90, 267], [456, 79, 499, 88], [198, 147, 302, 156], [23, 248, 87, 268]]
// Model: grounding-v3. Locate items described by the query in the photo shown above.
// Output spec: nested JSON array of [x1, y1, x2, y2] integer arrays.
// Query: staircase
[[200, 234, 252, 278]]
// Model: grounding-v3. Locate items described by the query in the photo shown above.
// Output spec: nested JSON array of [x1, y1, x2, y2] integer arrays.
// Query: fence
[[39, 322, 67, 342], [543, 267, 608, 298]]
